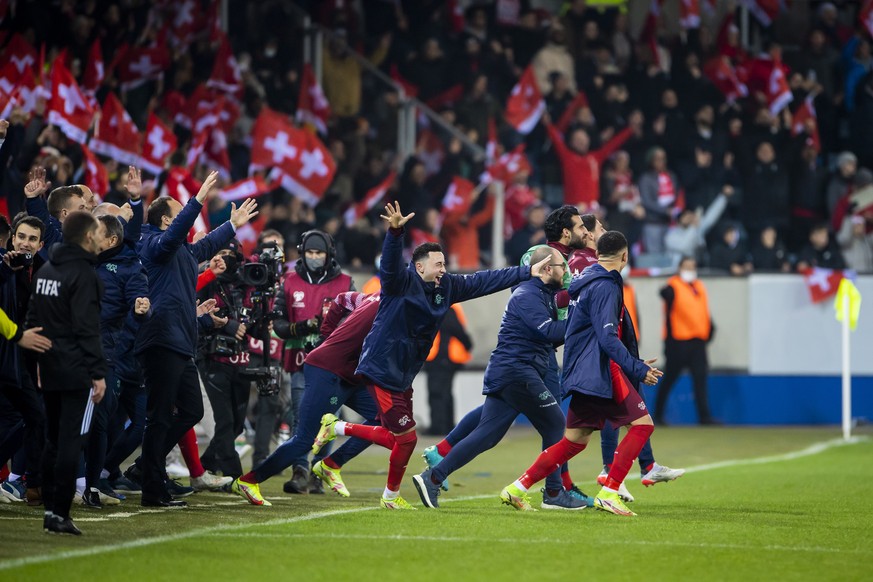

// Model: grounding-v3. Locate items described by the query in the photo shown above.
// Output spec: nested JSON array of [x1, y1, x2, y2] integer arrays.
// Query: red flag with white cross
[[206, 33, 242, 98], [3, 33, 37, 74], [505, 66, 545, 135], [117, 46, 170, 92], [90, 92, 142, 166], [140, 112, 177, 175], [82, 38, 104, 102], [250, 107, 300, 171], [296, 63, 331, 135], [803, 267, 845, 304], [81, 143, 109, 197], [344, 171, 396, 227], [47, 59, 95, 144]]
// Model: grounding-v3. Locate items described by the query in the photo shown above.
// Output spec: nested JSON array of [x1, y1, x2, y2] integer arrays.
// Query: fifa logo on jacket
[[35, 278, 61, 297]]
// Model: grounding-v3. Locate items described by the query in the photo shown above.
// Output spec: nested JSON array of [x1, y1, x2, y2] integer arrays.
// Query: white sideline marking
[[202, 532, 871, 556], [0, 436, 868, 571]]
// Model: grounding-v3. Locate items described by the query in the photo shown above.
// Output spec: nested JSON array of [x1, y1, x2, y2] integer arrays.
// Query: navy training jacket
[[134, 198, 235, 358], [356, 228, 530, 392], [483, 277, 566, 393], [562, 264, 648, 399]]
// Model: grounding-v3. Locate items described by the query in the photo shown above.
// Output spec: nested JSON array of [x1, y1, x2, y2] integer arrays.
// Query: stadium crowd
[[1, 0, 872, 532]]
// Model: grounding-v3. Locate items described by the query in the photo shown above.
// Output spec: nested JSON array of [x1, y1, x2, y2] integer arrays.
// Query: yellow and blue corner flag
[[834, 277, 862, 331]]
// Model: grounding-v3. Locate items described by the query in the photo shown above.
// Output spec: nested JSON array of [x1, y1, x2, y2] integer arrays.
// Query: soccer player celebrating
[[499, 231, 662, 516], [312, 201, 550, 509]]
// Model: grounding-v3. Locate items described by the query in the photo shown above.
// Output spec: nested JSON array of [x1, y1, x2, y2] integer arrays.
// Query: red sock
[[519, 438, 587, 490], [343, 423, 396, 449], [240, 471, 257, 483], [323, 457, 340, 470], [178, 429, 205, 479], [386, 431, 417, 492], [561, 469, 574, 490], [604, 424, 654, 490], [436, 439, 452, 457]]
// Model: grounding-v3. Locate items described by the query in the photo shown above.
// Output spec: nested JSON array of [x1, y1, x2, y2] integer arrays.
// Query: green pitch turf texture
[[1, 426, 871, 581]]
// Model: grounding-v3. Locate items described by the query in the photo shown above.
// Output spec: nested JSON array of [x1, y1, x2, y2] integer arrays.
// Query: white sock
[[603, 486, 618, 494], [8, 473, 21, 482], [76, 477, 86, 495], [382, 487, 399, 500], [100, 469, 110, 479], [335, 421, 348, 436], [512, 479, 528, 493]]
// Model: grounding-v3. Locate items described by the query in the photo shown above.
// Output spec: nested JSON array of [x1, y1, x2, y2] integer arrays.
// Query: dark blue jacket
[[0, 250, 35, 386], [483, 278, 566, 393], [135, 198, 235, 357], [25, 196, 62, 262], [356, 228, 530, 392], [562, 264, 648, 398], [97, 241, 149, 383]]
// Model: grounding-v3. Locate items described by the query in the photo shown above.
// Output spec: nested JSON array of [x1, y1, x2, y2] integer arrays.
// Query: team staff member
[[135, 171, 258, 507], [273, 230, 354, 495], [312, 202, 551, 509], [413, 247, 586, 511], [0, 216, 47, 506], [0, 306, 50, 350], [423, 303, 472, 436], [26, 212, 107, 535], [655, 257, 717, 425], [500, 232, 662, 517]]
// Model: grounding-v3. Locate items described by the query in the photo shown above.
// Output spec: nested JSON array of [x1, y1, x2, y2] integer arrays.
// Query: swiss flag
[[175, 85, 225, 134], [203, 127, 231, 178], [3, 34, 37, 74], [679, 0, 701, 29], [220, 176, 271, 202], [140, 113, 178, 175], [742, 0, 780, 26], [81, 143, 109, 197], [746, 55, 792, 115], [82, 38, 104, 98], [803, 268, 846, 304], [505, 66, 545, 135], [250, 107, 300, 170], [441, 176, 476, 218], [117, 46, 170, 91], [47, 60, 95, 144], [186, 130, 208, 169], [0, 66, 42, 118], [89, 92, 142, 166], [344, 171, 396, 227], [556, 91, 590, 133], [168, 0, 201, 49], [295, 63, 331, 135], [861, 0, 873, 39], [482, 144, 532, 185], [704, 56, 749, 103], [206, 33, 242, 98], [416, 128, 445, 176], [0, 61, 19, 97], [162, 166, 209, 234], [276, 130, 336, 205], [791, 95, 820, 152]]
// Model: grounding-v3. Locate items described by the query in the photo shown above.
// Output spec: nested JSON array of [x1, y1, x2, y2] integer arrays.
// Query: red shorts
[[566, 371, 649, 430], [367, 385, 416, 433]]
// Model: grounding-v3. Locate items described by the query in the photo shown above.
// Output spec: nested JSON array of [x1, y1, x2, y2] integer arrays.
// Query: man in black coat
[[26, 212, 107, 535]]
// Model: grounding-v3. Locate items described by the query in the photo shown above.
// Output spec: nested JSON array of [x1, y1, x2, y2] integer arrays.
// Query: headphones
[[296, 230, 336, 258]]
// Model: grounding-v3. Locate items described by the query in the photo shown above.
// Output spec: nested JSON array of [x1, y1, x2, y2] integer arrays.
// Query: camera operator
[[197, 239, 266, 480], [272, 230, 354, 494], [0, 215, 47, 506]]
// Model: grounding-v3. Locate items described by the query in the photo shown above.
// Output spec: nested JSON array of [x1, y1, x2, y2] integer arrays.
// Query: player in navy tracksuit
[[310, 202, 552, 509], [500, 231, 664, 516], [134, 171, 257, 507], [412, 246, 588, 510]]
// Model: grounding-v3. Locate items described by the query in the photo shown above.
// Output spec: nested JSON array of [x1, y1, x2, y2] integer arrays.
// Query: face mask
[[305, 257, 326, 271], [221, 254, 239, 274], [679, 270, 697, 283], [264, 47, 277, 58], [620, 266, 630, 279]]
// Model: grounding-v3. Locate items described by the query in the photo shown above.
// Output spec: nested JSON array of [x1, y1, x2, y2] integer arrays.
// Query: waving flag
[[90, 92, 142, 165], [344, 171, 396, 227], [295, 63, 331, 135], [140, 112, 177, 175], [505, 66, 545, 135], [47, 60, 95, 143]]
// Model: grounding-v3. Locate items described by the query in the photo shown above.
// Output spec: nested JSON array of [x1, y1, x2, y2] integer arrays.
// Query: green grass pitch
[[1, 426, 871, 581]]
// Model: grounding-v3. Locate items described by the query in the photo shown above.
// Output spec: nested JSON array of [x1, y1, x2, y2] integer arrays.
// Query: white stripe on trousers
[[81, 390, 95, 435]]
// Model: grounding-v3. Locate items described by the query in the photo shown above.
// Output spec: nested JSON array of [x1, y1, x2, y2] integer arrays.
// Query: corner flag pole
[[841, 289, 851, 441]]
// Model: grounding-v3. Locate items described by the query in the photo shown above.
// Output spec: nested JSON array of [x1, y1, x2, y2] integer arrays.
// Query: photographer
[[197, 239, 266, 480], [272, 230, 354, 494], [0, 215, 47, 506]]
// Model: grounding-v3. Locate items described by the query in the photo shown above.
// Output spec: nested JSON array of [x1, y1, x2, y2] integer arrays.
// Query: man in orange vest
[[424, 304, 473, 435], [656, 256, 717, 425]]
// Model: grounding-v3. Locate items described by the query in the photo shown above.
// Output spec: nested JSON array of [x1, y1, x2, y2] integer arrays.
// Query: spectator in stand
[[506, 204, 547, 266], [751, 226, 791, 273], [442, 189, 495, 271], [849, 71, 873, 171], [406, 37, 451, 103], [790, 138, 828, 252], [826, 152, 857, 219], [531, 23, 576, 95], [710, 223, 752, 275], [544, 110, 643, 210], [545, 72, 575, 124], [837, 214, 873, 273], [600, 151, 644, 251], [842, 37, 872, 114], [742, 141, 790, 240], [681, 145, 739, 231], [638, 147, 680, 255], [665, 190, 730, 267], [456, 74, 502, 149], [796, 223, 846, 271]]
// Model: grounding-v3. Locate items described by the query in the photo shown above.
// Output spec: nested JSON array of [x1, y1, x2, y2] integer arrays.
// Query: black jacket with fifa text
[[26, 243, 107, 390]]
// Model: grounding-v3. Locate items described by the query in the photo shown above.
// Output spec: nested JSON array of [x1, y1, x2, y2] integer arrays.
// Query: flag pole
[[841, 287, 852, 441]]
